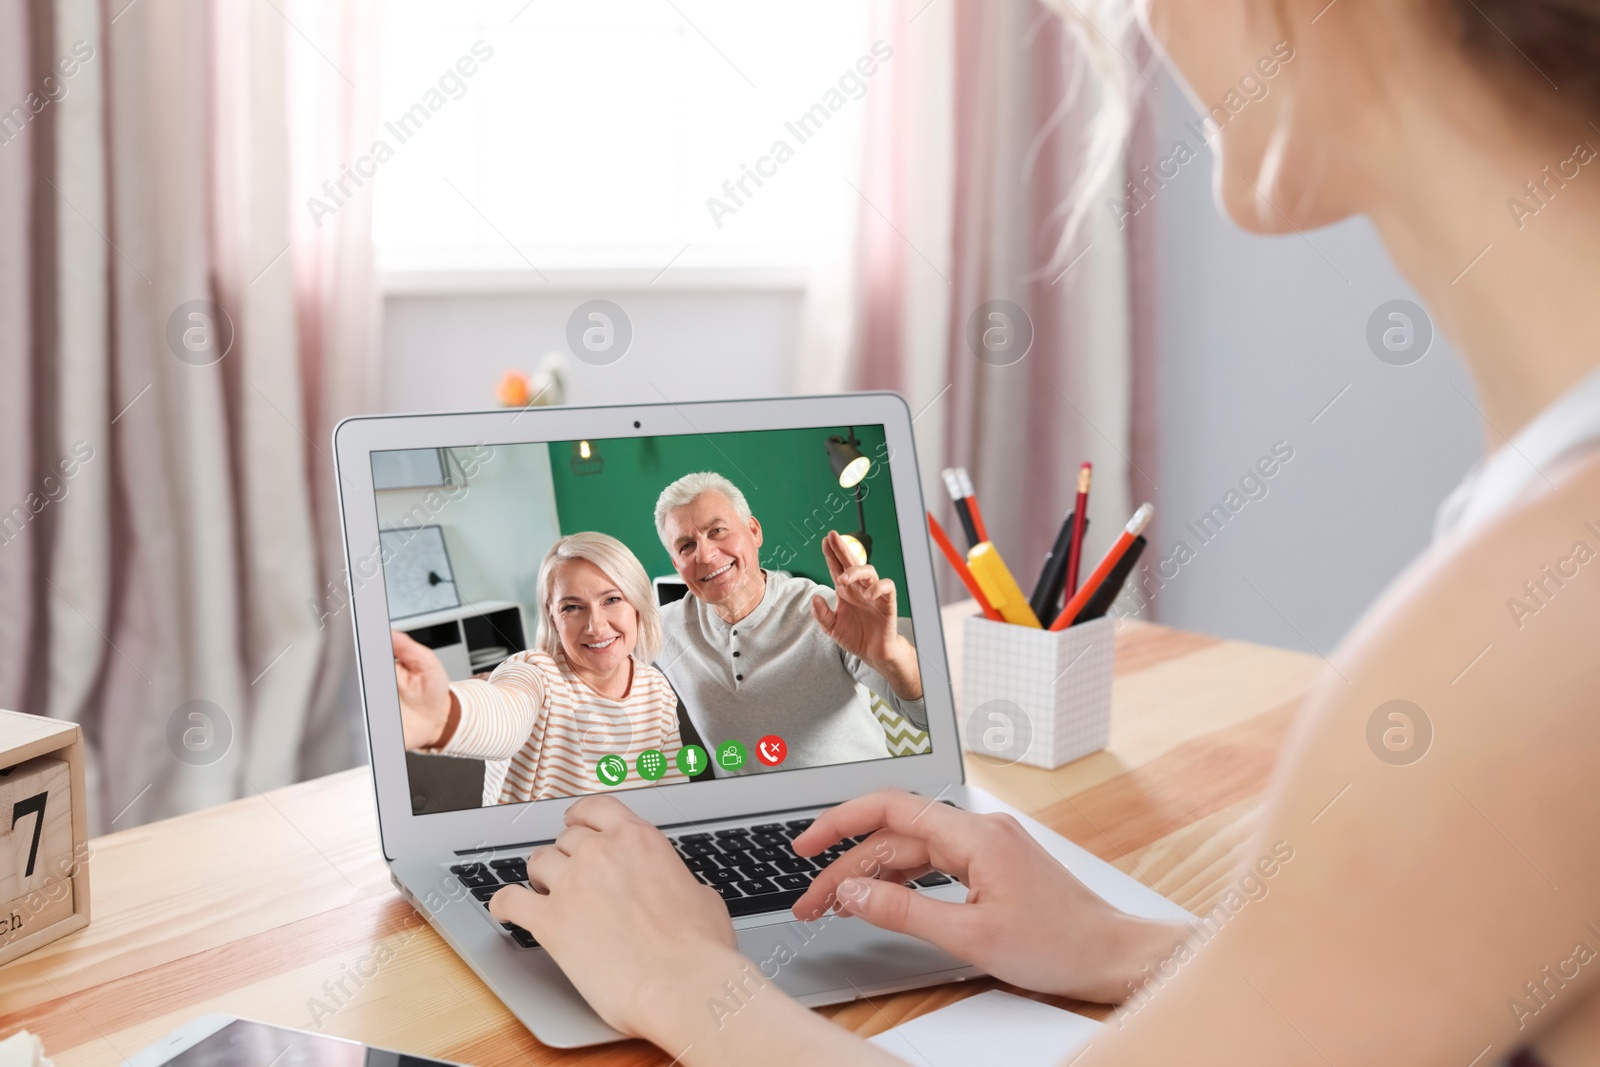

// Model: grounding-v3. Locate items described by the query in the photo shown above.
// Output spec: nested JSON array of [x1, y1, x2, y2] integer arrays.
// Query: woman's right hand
[[791, 789, 1188, 1004], [391, 630, 453, 749]]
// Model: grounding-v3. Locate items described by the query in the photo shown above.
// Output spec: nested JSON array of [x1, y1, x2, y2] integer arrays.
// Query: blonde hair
[[535, 532, 663, 664], [653, 471, 753, 549], [1037, 0, 1147, 269]]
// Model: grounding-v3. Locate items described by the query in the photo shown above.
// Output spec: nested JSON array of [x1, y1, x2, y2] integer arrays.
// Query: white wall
[[375, 276, 806, 638], [1144, 75, 1483, 655], [374, 72, 1487, 661], [379, 276, 802, 411], [374, 442, 560, 622]]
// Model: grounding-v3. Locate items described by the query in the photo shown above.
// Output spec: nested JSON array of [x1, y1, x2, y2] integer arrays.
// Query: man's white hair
[[654, 471, 753, 548]]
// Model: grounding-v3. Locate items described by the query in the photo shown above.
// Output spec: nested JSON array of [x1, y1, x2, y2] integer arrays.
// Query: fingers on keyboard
[[662, 823, 955, 918]]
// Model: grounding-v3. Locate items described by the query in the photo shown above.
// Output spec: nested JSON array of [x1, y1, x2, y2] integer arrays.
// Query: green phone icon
[[595, 754, 627, 786]]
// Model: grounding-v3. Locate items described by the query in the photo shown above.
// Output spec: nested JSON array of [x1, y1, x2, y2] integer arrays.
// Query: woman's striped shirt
[[435, 649, 687, 802]]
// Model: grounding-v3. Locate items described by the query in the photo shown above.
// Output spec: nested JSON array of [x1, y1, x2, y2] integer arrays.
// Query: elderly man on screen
[[654, 471, 926, 774]]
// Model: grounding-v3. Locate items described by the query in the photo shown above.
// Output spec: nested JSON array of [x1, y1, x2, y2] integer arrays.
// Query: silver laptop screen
[[372, 423, 934, 816]]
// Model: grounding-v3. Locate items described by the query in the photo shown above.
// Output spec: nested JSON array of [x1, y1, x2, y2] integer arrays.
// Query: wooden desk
[[0, 611, 1321, 1065]]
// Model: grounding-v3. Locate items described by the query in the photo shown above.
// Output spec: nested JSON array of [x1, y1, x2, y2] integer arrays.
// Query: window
[[374, 0, 874, 271]]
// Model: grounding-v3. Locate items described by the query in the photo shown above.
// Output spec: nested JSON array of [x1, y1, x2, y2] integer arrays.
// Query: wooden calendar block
[[0, 756, 72, 901], [2, 878, 74, 952], [0, 709, 90, 965]]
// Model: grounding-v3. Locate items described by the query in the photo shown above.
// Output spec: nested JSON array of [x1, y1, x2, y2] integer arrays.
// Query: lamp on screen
[[570, 439, 603, 476], [824, 428, 873, 563], [825, 432, 872, 488]]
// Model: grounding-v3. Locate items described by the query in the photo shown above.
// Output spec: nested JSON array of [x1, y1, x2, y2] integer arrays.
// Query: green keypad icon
[[636, 748, 667, 781]]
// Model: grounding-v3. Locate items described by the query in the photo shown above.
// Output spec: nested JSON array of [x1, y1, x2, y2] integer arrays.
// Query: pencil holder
[[960, 615, 1114, 770]]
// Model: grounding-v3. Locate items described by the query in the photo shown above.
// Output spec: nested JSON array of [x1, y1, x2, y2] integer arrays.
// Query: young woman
[[484, 2, 1600, 1062], [392, 531, 687, 801]]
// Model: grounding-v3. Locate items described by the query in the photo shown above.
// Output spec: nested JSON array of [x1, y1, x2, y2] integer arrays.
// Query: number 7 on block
[[0, 756, 72, 902]]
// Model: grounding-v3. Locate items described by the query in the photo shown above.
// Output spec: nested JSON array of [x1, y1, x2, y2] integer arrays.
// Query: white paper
[[0, 1031, 53, 1067], [870, 990, 1106, 1067]]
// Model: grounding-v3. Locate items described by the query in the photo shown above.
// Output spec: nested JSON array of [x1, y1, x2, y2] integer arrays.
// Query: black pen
[[1075, 535, 1147, 623], [941, 468, 981, 549], [1029, 511, 1087, 626]]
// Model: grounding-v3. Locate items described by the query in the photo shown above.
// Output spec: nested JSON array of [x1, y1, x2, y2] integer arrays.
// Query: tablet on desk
[[128, 1016, 467, 1067]]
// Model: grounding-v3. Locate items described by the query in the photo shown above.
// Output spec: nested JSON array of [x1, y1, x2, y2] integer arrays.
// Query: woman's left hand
[[489, 795, 741, 1039]]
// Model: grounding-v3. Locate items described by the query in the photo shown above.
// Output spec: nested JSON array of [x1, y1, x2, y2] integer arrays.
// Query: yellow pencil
[[965, 542, 1043, 628]]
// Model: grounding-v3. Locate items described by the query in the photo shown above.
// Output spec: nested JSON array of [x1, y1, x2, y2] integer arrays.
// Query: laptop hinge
[[450, 790, 961, 857]]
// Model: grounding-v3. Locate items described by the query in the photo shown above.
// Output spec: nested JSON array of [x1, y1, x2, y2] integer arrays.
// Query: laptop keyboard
[[450, 816, 955, 951], [675, 818, 952, 917]]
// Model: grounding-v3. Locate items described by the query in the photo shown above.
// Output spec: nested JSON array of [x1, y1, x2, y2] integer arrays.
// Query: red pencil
[[1050, 503, 1153, 631], [1062, 463, 1092, 600], [928, 512, 1003, 621], [941, 468, 985, 548]]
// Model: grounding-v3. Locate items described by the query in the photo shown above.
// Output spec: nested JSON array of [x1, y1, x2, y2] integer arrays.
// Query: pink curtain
[[849, 0, 1160, 604], [0, 0, 379, 829], [1124, 40, 1163, 585], [0, 0, 37, 722]]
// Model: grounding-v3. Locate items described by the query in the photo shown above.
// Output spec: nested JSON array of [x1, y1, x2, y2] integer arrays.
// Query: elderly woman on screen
[[392, 531, 687, 802]]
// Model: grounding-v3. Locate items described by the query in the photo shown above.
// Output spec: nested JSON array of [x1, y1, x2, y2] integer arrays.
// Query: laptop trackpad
[[735, 913, 978, 1000]]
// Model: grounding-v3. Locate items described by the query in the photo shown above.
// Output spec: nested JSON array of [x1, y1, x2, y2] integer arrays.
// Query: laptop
[[333, 392, 1191, 1049]]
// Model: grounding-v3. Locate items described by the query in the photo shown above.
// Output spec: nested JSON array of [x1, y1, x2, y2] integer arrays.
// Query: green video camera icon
[[716, 739, 747, 770]]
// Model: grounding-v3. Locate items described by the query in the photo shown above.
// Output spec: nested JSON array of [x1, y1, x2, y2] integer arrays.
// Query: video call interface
[[372, 424, 934, 816]]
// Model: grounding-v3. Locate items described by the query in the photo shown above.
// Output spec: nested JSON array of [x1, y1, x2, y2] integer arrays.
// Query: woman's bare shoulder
[[1535, 982, 1600, 1066], [1265, 450, 1600, 836], [1333, 450, 1600, 706], [1208, 455, 1600, 1061]]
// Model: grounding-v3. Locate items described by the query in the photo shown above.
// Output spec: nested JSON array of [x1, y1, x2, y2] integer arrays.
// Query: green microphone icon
[[676, 744, 708, 777]]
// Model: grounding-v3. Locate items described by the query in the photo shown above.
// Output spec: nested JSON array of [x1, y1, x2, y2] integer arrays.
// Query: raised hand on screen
[[811, 530, 901, 664], [392, 629, 454, 750]]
